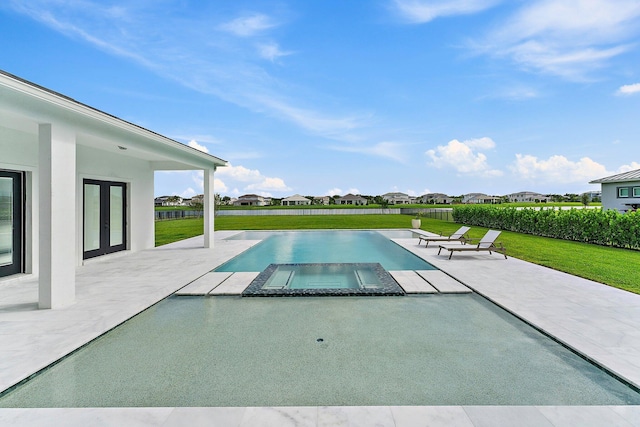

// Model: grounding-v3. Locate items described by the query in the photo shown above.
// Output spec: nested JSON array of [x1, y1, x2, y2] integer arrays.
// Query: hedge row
[[452, 206, 640, 249]]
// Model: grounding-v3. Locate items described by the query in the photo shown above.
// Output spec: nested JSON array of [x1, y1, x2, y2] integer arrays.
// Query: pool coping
[[1, 229, 639, 426]]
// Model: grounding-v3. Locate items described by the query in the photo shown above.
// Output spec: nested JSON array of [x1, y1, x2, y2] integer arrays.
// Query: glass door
[[83, 179, 126, 259], [0, 170, 23, 277]]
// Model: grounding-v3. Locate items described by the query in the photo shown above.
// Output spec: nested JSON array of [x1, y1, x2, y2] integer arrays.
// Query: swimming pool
[[1, 294, 639, 407], [217, 230, 436, 272]]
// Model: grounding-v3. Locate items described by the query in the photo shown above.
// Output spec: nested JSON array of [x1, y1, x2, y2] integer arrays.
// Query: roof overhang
[[0, 70, 227, 171]]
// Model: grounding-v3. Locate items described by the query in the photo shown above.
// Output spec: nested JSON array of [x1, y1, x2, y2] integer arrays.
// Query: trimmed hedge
[[452, 206, 640, 249]]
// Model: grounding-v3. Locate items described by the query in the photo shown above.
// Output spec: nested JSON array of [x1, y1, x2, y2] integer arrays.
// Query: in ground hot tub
[[242, 263, 405, 296]]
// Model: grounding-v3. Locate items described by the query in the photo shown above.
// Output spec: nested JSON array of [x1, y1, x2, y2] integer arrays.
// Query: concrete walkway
[[1, 231, 639, 426]]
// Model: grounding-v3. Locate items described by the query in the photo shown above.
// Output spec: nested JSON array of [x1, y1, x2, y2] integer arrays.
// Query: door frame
[[0, 170, 24, 277], [83, 179, 127, 260]]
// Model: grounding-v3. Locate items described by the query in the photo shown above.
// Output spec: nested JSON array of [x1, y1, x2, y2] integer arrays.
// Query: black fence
[[155, 210, 204, 221], [401, 208, 454, 222]]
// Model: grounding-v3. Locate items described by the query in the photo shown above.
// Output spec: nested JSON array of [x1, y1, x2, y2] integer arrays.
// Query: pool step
[[416, 270, 471, 293], [176, 270, 470, 296], [390, 270, 471, 294], [175, 272, 258, 296], [210, 272, 260, 295], [175, 272, 232, 295]]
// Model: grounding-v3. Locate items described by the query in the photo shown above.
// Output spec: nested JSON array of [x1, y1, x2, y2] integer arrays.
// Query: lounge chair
[[437, 230, 507, 259], [415, 226, 470, 247]]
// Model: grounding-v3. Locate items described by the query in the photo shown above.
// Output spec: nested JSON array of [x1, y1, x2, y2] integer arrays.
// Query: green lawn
[[155, 215, 639, 294]]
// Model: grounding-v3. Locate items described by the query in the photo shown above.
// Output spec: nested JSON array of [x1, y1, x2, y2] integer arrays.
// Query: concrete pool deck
[[1, 230, 639, 426]]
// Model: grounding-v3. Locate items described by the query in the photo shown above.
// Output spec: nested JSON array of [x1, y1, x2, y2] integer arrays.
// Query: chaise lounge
[[437, 229, 507, 259], [414, 226, 471, 247]]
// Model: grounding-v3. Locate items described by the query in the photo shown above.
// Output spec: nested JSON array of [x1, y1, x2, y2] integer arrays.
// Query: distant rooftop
[[589, 168, 640, 184]]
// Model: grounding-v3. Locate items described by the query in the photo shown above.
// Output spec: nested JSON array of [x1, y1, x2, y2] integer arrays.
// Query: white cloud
[[180, 187, 197, 198], [618, 162, 640, 172], [616, 83, 640, 96], [246, 177, 291, 192], [426, 137, 503, 177], [393, 0, 501, 23], [510, 154, 608, 184], [476, 0, 640, 79], [216, 164, 291, 193], [258, 42, 294, 62], [187, 139, 209, 153], [7, 3, 365, 142], [218, 13, 276, 37], [213, 178, 228, 193], [326, 188, 360, 196]]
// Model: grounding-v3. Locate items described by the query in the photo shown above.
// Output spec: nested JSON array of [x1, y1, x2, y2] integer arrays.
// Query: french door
[[0, 170, 24, 277], [83, 179, 127, 259]]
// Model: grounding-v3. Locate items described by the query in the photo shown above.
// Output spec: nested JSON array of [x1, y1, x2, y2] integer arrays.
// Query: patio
[[0, 231, 639, 426]]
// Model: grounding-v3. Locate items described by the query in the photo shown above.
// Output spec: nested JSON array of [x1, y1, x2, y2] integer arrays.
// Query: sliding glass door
[[83, 179, 126, 259], [0, 170, 23, 277]]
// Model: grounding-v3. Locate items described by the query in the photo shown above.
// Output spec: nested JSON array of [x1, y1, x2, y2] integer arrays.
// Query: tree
[[581, 193, 590, 207]]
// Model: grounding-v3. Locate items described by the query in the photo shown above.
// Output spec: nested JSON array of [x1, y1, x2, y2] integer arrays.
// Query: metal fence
[[401, 208, 454, 222], [155, 210, 204, 221]]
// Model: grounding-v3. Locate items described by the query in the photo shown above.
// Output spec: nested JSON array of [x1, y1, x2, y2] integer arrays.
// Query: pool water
[[217, 230, 436, 272], [1, 295, 639, 407]]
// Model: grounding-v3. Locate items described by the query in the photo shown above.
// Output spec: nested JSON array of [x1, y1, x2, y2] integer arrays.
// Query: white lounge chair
[[415, 226, 470, 247], [437, 229, 506, 259]]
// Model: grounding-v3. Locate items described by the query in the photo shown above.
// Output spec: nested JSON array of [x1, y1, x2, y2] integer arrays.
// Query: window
[[618, 187, 629, 198], [634, 187, 640, 198]]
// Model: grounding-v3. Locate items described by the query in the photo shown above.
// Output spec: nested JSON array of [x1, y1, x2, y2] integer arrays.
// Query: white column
[[38, 123, 76, 309], [203, 167, 215, 248]]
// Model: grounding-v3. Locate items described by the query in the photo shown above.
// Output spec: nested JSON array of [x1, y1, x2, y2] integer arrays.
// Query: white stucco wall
[[0, 126, 39, 276], [1, 124, 156, 278], [76, 145, 155, 265]]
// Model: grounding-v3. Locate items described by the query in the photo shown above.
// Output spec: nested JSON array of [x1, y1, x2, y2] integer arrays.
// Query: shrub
[[452, 206, 640, 249]]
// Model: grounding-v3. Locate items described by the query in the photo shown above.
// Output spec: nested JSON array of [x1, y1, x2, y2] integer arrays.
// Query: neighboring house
[[0, 70, 227, 309], [462, 193, 501, 204], [233, 194, 268, 206], [420, 193, 453, 204], [335, 194, 368, 205], [505, 191, 550, 203], [313, 196, 331, 205], [581, 190, 601, 202], [189, 194, 205, 206], [382, 192, 411, 205], [154, 195, 184, 206], [282, 194, 311, 206], [589, 169, 640, 212]]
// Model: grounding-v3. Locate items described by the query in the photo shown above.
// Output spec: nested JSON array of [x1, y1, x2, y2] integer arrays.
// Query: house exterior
[[312, 196, 331, 205], [282, 194, 311, 206], [335, 194, 368, 205], [154, 195, 185, 206], [462, 193, 501, 204], [505, 191, 550, 203], [581, 190, 601, 202], [420, 193, 453, 204], [233, 194, 268, 206], [189, 194, 205, 206], [0, 70, 227, 309], [382, 192, 412, 205], [589, 169, 640, 212]]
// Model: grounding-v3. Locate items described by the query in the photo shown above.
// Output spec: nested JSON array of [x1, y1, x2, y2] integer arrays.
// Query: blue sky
[[2, 0, 639, 198]]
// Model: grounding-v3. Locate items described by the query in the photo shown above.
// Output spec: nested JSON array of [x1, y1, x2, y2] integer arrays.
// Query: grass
[[155, 214, 639, 294]]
